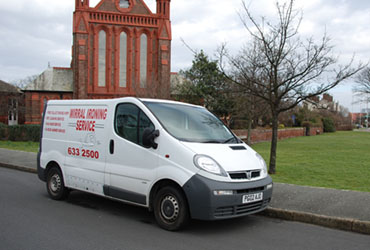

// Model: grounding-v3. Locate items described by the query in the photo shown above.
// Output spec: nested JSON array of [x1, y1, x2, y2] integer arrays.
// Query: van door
[[104, 103, 158, 206]]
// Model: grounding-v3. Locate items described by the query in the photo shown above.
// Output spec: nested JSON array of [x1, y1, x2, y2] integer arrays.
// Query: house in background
[[350, 109, 370, 127], [0, 80, 24, 125], [23, 67, 73, 124], [303, 94, 342, 113]]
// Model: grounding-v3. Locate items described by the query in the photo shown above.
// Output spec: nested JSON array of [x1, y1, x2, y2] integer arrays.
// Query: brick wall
[[233, 127, 322, 144], [24, 91, 73, 124], [336, 124, 353, 131], [309, 126, 323, 136]]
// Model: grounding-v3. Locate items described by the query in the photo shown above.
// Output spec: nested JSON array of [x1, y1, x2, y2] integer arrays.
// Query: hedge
[[0, 123, 7, 139], [0, 123, 41, 142], [322, 117, 336, 132]]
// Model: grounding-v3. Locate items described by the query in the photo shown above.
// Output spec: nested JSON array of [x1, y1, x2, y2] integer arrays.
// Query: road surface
[[1, 167, 369, 250]]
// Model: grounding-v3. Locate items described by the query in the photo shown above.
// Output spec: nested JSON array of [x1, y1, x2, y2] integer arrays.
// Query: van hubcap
[[50, 174, 61, 193], [161, 195, 179, 222]]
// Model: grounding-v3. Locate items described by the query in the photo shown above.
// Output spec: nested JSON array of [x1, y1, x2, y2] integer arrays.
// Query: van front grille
[[228, 170, 261, 180]]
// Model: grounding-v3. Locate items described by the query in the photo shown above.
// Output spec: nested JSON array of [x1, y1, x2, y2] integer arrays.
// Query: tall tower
[[72, 0, 90, 99], [75, 0, 89, 10], [156, 0, 171, 98], [157, 0, 170, 19], [71, 0, 172, 100]]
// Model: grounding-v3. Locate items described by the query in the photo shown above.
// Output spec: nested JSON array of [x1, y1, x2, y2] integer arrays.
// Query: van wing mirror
[[142, 128, 160, 149]]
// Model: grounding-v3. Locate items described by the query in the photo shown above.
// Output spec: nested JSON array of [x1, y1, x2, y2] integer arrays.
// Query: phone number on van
[[67, 147, 100, 159]]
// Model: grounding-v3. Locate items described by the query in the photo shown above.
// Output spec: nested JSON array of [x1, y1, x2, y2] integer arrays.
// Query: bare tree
[[220, 0, 364, 174], [353, 67, 370, 103], [11, 75, 38, 89]]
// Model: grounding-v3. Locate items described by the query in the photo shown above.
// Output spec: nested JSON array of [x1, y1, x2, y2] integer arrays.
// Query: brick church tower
[[72, 0, 172, 99]]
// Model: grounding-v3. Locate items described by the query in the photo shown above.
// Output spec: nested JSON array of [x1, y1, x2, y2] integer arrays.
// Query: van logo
[[246, 171, 252, 180]]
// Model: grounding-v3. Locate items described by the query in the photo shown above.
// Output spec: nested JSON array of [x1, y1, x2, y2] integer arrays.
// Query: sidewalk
[[0, 147, 369, 234], [0, 148, 37, 173]]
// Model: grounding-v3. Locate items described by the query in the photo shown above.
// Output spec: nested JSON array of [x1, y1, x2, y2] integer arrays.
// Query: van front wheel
[[46, 167, 69, 200], [154, 186, 189, 231]]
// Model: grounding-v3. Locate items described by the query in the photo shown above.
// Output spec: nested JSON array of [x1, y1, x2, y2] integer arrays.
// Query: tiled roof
[[0, 80, 21, 93], [24, 67, 73, 92]]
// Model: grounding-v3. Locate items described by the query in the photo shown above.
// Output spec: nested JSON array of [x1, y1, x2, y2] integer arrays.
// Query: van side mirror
[[142, 128, 160, 149]]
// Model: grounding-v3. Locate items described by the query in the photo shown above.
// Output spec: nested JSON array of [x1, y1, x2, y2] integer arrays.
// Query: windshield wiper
[[223, 137, 239, 144], [202, 140, 223, 143]]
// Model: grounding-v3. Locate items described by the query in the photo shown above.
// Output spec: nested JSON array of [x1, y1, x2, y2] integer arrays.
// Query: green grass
[[0, 141, 39, 153], [252, 131, 370, 192]]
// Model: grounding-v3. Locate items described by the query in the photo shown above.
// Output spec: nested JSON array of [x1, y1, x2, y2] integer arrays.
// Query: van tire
[[46, 167, 69, 200], [154, 186, 189, 231]]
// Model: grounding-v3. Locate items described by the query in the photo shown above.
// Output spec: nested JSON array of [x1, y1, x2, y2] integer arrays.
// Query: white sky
[[0, 0, 369, 112]]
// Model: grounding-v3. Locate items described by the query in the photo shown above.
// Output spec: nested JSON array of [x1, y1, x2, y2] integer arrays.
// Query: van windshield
[[143, 101, 238, 143]]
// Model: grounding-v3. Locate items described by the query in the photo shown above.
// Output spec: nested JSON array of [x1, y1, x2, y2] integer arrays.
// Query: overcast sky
[[0, 0, 369, 112]]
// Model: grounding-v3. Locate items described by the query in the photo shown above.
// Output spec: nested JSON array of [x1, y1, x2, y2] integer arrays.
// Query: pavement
[[0, 148, 369, 235]]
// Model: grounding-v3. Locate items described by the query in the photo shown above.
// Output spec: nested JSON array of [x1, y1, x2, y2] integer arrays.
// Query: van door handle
[[109, 140, 114, 154]]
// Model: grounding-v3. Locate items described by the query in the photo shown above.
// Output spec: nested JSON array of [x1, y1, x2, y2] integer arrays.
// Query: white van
[[38, 97, 272, 230]]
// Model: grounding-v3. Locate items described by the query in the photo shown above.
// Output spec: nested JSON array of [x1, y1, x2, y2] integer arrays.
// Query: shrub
[[8, 125, 23, 141], [322, 117, 336, 132], [24, 125, 41, 142], [0, 123, 7, 140], [4, 124, 41, 142]]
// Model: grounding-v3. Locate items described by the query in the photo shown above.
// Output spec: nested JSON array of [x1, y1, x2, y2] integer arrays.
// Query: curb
[[260, 207, 370, 235], [1, 164, 370, 235], [0, 163, 37, 174]]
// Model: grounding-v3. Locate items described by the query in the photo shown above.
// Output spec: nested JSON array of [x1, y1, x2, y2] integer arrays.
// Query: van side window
[[115, 103, 154, 146]]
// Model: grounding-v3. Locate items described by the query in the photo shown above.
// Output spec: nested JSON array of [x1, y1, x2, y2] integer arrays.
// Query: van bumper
[[37, 151, 46, 182], [183, 174, 273, 220]]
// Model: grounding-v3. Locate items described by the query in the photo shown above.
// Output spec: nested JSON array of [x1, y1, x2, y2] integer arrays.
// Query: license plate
[[242, 192, 263, 204]]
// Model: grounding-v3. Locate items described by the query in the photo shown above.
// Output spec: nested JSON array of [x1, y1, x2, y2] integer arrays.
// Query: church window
[[119, 32, 127, 87], [98, 30, 106, 87], [119, 0, 130, 8], [140, 33, 147, 88]]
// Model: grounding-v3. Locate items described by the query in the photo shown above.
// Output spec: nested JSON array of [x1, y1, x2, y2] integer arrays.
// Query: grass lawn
[[0, 141, 39, 153], [252, 131, 370, 192]]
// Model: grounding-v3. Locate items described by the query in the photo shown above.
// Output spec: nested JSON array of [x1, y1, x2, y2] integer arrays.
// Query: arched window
[[98, 30, 106, 87], [119, 32, 127, 88], [140, 33, 147, 88]]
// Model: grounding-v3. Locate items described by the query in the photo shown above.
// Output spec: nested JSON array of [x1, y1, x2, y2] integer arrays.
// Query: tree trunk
[[247, 116, 252, 146], [247, 103, 252, 145], [269, 112, 279, 174]]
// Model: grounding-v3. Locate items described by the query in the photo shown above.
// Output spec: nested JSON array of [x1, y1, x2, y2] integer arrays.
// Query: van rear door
[[64, 105, 108, 195]]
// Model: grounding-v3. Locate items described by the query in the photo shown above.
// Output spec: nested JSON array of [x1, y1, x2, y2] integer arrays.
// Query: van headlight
[[193, 155, 227, 177], [256, 152, 268, 175]]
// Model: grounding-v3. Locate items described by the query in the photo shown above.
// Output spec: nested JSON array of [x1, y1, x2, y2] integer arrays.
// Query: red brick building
[[23, 67, 74, 124], [73, 0, 172, 99], [0, 80, 24, 125], [23, 0, 172, 124]]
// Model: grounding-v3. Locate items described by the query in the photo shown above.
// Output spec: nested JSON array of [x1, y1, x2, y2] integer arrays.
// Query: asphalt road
[[1, 167, 369, 250]]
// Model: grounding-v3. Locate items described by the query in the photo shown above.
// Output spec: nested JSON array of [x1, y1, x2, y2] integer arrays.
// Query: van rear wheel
[[154, 186, 189, 231], [46, 167, 69, 200]]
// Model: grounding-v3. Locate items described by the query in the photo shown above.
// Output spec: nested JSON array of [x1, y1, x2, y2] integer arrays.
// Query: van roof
[[46, 97, 203, 109], [139, 98, 202, 108]]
